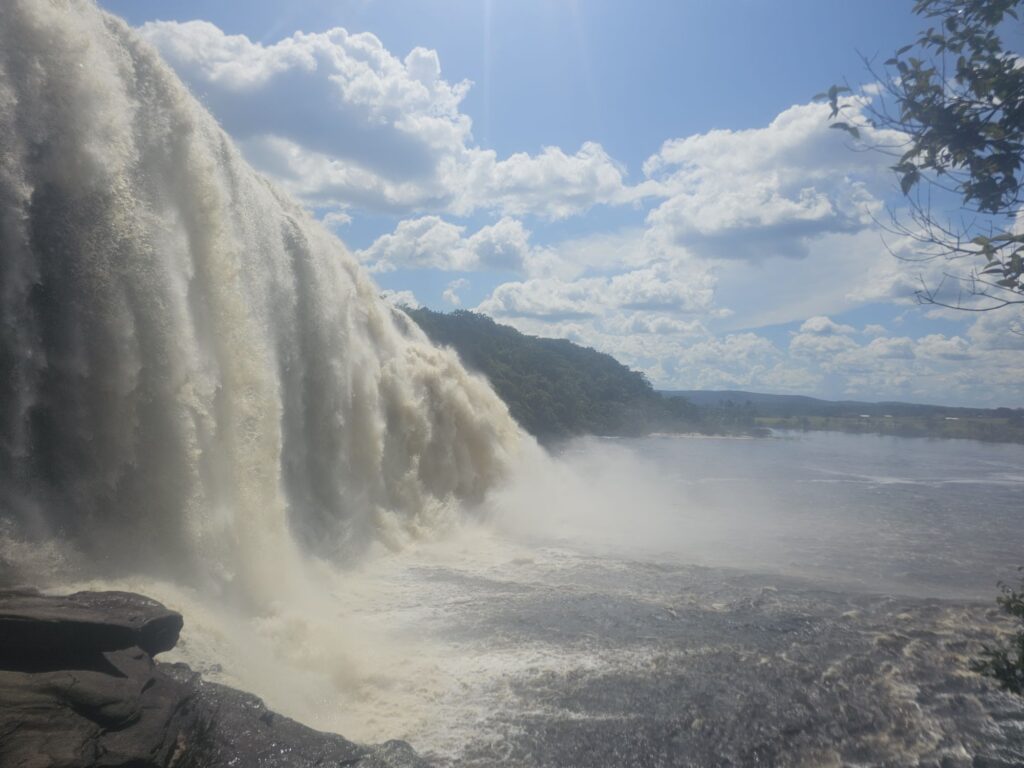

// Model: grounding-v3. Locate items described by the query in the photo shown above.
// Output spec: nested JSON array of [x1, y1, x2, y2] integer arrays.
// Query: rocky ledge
[[0, 589, 428, 768]]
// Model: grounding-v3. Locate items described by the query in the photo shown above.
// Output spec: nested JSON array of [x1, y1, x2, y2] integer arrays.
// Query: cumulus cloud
[[799, 316, 856, 336], [321, 210, 353, 228], [356, 215, 559, 274], [915, 334, 973, 361], [781, 322, 1022, 403], [790, 330, 860, 358], [443, 278, 470, 306], [741, 327, 1015, 404], [479, 277, 611, 320], [478, 260, 717, 321], [643, 99, 901, 261], [379, 288, 421, 308], [966, 309, 1024, 351], [668, 333, 782, 388], [860, 337, 916, 361], [455, 142, 648, 219], [358, 216, 480, 272], [140, 21, 644, 218]]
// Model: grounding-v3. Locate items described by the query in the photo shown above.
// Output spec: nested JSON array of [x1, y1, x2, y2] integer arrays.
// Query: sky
[[99, 0, 1024, 407]]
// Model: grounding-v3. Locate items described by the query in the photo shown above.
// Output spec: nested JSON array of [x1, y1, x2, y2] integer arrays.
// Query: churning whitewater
[[5, 3, 1024, 766], [0, 0, 524, 604]]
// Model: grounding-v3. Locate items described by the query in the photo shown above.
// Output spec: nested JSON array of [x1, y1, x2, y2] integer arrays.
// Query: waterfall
[[0, 0, 524, 606]]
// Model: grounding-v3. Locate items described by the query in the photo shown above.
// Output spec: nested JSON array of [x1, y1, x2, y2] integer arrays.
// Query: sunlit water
[[154, 431, 1023, 767], [558, 431, 1024, 600]]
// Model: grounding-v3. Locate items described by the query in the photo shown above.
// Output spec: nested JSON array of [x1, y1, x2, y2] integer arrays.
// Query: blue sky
[[99, 0, 1024, 407]]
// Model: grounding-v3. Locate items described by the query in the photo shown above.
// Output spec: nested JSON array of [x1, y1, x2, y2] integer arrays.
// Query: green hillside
[[404, 309, 1024, 444], [405, 308, 699, 441]]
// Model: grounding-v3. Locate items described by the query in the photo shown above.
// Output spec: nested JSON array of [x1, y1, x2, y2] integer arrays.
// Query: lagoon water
[[578, 431, 1024, 600], [141, 431, 1020, 765], [317, 431, 1024, 766]]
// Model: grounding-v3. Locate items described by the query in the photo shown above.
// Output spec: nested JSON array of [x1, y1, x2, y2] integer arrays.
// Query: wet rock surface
[[0, 589, 427, 768], [0, 589, 184, 668]]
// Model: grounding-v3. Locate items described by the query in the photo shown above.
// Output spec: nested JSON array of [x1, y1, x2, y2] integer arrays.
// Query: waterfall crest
[[0, 0, 523, 602]]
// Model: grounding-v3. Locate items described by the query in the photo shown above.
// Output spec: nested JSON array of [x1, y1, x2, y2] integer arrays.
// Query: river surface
[[560, 431, 1024, 600], [139, 431, 1024, 766], [324, 431, 1024, 767]]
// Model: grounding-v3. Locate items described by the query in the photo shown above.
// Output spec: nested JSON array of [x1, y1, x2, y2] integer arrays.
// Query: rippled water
[[361, 432, 1024, 767], [71, 432, 1024, 766], [581, 431, 1024, 599]]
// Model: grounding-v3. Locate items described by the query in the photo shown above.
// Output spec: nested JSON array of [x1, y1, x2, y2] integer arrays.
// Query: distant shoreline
[[660, 389, 1024, 445], [590, 426, 1024, 446]]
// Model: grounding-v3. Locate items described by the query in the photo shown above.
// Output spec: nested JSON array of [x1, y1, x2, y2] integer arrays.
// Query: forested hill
[[405, 308, 698, 441], [403, 309, 1024, 444]]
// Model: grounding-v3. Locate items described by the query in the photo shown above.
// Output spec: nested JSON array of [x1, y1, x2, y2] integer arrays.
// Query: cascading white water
[[0, 0, 525, 608], [5, 12, 1014, 760]]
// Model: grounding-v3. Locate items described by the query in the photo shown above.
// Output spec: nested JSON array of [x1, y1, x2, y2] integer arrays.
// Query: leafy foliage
[[886, 1, 1024, 214], [405, 308, 701, 441], [972, 571, 1024, 694], [823, 0, 1024, 311]]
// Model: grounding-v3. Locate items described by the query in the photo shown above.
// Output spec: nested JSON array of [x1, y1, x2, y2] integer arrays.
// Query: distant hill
[[662, 390, 1024, 442], [661, 389, 1008, 418], [405, 308, 700, 441], [659, 391, 987, 415], [402, 308, 1024, 444]]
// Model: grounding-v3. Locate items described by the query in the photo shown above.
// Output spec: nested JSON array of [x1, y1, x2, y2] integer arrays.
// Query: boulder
[[0, 590, 428, 768], [0, 589, 183, 667]]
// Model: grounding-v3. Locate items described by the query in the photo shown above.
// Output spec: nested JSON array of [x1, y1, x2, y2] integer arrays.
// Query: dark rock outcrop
[[0, 589, 428, 768], [0, 589, 183, 669]]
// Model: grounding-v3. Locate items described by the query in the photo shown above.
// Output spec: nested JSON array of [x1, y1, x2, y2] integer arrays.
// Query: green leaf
[[899, 169, 920, 195], [827, 85, 851, 100], [830, 122, 860, 139]]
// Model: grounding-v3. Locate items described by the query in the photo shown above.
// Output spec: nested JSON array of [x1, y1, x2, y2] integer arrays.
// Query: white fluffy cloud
[[478, 259, 717, 321], [141, 21, 643, 218], [799, 316, 857, 336], [379, 289, 421, 308], [357, 216, 557, 274], [967, 309, 1024, 351], [642, 99, 901, 261], [915, 334, 973, 361], [776, 315, 1023, 402], [443, 278, 470, 306]]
